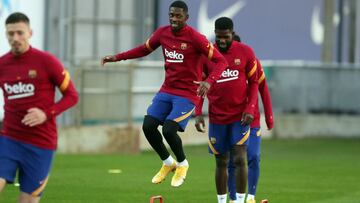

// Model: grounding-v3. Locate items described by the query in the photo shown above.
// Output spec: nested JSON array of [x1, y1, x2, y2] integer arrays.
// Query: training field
[[1, 138, 360, 203]]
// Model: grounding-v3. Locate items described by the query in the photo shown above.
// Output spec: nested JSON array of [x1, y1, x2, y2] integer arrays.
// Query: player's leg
[[215, 153, 230, 203], [143, 93, 177, 184], [18, 192, 40, 203], [17, 141, 54, 203], [208, 123, 230, 203], [231, 122, 250, 203], [0, 136, 19, 193], [164, 94, 194, 187], [227, 152, 237, 202], [246, 128, 261, 203], [0, 178, 6, 192]]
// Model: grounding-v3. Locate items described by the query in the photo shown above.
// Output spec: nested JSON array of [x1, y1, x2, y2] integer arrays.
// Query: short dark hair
[[233, 34, 241, 42], [170, 1, 188, 13], [5, 12, 30, 25], [215, 17, 233, 31]]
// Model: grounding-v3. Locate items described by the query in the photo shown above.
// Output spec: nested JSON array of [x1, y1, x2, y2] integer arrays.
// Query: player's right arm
[[192, 32, 228, 97], [101, 28, 163, 65]]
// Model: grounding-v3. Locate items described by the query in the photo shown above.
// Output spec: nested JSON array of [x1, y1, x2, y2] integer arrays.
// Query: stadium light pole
[[322, 0, 335, 63]]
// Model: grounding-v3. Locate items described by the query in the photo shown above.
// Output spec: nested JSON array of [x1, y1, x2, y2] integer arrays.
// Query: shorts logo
[[234, 58, 241, 65], [181, 43, 187, 50], [4, 82, 35, 100], [165, 48, 184, 63], [210, 137, 216, 144], [28, 69, 37, 78]]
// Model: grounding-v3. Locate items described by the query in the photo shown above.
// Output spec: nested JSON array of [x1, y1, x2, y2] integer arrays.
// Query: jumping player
[[101, 1, 227, 187], [0, 12, 79, 203], [195, 17, 258, 203]]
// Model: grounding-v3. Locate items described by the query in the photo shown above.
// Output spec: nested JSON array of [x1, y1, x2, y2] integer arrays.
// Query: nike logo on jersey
[[198, 0, 246, 39], [4, 82, 35, 100], [217, 69, 239, 83], [164, 48, 184, 63]]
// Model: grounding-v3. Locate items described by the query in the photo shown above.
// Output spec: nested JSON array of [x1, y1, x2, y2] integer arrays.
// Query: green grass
[[1, 138, 360, 203]]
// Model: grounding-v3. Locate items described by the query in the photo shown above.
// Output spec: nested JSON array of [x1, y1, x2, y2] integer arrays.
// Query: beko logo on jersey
[[4, 82, 35, 100], [165, 48, 184, 63], [217, 69, 239, 83]]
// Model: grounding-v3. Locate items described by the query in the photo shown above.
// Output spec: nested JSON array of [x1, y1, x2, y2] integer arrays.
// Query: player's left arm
[[45, 55, 79, 120], [242, 46, 259, 125], [257, 60, 274, 130]]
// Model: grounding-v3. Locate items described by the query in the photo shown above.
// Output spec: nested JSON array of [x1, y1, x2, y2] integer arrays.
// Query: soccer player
[[194, 17, 258, 203], [0, 12, 79, 203], [227, 34, 274, 203], [101, 0, 227, 187]]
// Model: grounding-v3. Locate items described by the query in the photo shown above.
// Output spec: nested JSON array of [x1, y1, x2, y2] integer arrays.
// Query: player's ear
[[185, 14, 189, 21]]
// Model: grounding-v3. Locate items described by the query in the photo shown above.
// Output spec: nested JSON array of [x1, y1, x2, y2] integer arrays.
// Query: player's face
[[215, 29, 234, 53], [169, 7, 188, 32], [6, 22, 32, 55]]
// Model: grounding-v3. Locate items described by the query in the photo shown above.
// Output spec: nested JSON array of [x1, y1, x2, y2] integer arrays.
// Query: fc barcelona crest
[[28, 69, 37, 78], [234, 58, 241, 65], [181, 43, 187, 50]]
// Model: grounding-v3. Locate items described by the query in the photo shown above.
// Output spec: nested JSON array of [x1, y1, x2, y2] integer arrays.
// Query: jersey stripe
[[248, 60, 257, 78], [174, 108, 195, 123], [60, 70, 70, 92], [207, 43, 214, 60], [145, 38, 153, 51], [258, 72, 265, 84]]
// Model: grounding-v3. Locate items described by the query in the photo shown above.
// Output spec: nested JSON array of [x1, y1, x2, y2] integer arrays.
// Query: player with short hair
[[0, 12, 79, 203], [226, 34, 274, 203], [195, 17, 259, 203], [101, 0, 227, 187]]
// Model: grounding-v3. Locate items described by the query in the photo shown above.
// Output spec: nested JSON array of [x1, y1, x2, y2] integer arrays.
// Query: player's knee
[[215, 155, 228, 169], [142, 115, 160, 134], [233, 153, 247, 167], [248, 152, 260, 164], [162, 120, 179, 139], [19, 192, 40, 203]]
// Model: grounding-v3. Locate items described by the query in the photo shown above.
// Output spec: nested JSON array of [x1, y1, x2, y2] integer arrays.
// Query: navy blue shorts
[[147, 92, 195, 131], [0, 136, 54, 196], [208, 121, 250, 155]]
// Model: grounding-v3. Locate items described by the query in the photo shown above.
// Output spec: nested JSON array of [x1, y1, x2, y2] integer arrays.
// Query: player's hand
[[194, 115, 206, 133], [193, 81, 210, 97], [22, 108, 47, 127], [101, 55, 117, 66], [241, 112, 254, 126], [266, 115, 274, 130]]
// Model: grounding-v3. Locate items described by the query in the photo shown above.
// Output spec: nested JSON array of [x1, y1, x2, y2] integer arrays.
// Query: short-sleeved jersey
[[0, 47, 79, 150], [115, 25, 228, 105], [196, 41, 258, 124]]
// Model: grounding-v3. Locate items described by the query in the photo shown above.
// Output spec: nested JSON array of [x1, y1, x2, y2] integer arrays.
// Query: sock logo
[[4, 82, 35, 100], [165, 48, 184, 63]]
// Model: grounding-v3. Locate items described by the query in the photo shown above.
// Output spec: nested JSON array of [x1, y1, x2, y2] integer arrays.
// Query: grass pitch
[[1, 138, 360, 203]]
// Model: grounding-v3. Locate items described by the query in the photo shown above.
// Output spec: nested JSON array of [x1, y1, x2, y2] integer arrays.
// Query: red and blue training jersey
[[196, 41, 258, 124], [0, 47, 79, 150], [115, 25, 228, 105]]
